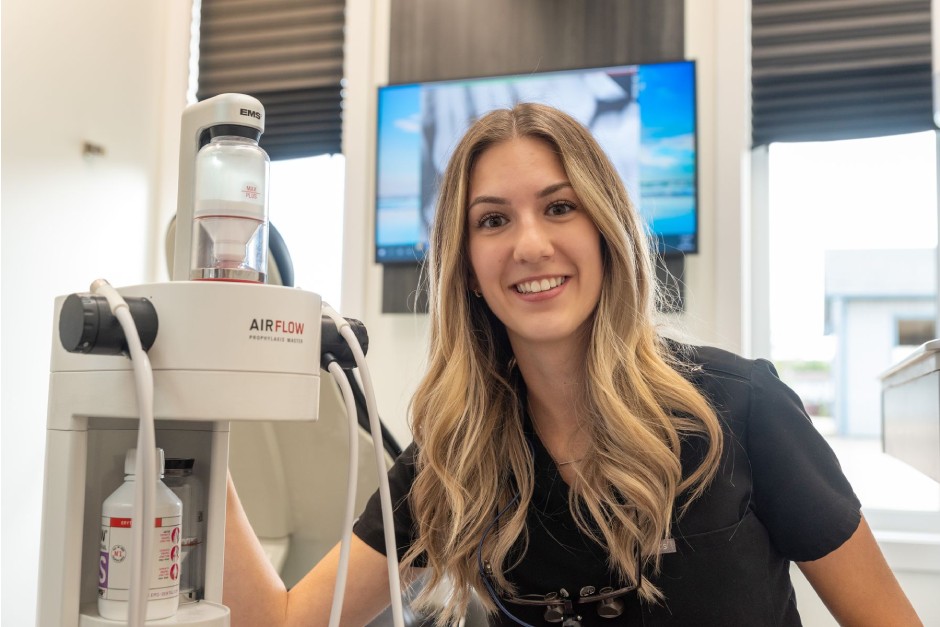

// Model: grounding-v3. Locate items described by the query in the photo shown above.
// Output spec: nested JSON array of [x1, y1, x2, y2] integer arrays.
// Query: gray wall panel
[[389, 0, 683, 82]]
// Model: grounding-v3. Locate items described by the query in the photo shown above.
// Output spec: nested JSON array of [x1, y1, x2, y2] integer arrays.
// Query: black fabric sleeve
[[352, 442, 424, 565], [746, 358, 862, 562]]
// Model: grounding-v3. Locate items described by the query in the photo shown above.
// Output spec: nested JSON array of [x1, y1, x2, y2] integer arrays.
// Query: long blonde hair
[[404, 103, 722, 623]]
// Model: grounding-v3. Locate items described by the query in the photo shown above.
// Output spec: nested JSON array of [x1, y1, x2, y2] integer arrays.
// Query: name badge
[[657, 538, 676, 554]]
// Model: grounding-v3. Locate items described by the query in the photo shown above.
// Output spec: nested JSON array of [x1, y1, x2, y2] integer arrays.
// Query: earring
[[472, 289, 482, 298]]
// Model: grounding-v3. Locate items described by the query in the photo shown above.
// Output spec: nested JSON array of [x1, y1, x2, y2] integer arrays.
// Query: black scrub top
[[353, 345, 862, 626]]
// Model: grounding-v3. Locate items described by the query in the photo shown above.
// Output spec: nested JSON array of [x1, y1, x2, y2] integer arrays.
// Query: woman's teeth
[[515, 277, 566, 294]]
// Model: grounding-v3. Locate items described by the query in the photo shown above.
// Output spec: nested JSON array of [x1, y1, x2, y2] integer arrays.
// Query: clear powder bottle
[[191, 127, 270, 283], [163, 457, 205, 603]]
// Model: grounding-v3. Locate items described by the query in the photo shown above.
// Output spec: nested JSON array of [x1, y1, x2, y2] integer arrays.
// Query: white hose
[[91, 279, 155, 627], [321, 303, 405, 627], [326, 361, 360, 627]]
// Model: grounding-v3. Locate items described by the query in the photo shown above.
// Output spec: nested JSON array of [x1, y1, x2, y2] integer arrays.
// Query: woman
[[224, 103, 920, 626]]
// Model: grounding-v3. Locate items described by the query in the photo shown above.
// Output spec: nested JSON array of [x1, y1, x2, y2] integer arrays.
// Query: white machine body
[[37, 281, 322, 626]]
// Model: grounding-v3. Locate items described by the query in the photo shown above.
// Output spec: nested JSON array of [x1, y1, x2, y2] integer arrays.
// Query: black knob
[[320, 316, 369, 370], [59, 293, 158, 356]]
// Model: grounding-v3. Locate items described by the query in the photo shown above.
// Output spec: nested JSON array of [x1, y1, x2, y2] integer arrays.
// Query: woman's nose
[[512, 220, 554, 263]]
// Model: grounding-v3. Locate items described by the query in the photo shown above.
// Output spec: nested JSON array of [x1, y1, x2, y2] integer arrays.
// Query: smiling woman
[[222, 104, 922, 627]]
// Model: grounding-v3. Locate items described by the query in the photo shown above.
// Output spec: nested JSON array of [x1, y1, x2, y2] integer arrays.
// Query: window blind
[[752, 0, 933, 146], [197, 0, 344, 160]]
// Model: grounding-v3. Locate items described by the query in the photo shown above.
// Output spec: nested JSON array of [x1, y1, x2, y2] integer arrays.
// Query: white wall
[[682, 0, 753, 356], [341, 0, 427, 449], [0, 2, 191, 624]]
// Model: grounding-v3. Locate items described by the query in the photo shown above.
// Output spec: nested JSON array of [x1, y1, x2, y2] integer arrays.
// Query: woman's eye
[[547, 201, 576, 216], [478, 213, 507, 229]]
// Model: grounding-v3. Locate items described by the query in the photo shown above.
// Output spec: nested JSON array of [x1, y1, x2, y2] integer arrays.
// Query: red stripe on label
[[106, 517, 180, 528], [155, 517, 181, 527]]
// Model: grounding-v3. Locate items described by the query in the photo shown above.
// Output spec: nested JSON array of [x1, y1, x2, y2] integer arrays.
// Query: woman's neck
[[512, 337, 590, 459]]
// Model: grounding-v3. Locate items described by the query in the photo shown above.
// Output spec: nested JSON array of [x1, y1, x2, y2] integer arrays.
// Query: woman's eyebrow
[[467, 195, 508, 211], [537, 182, 573, 198], [468, 182, 573, 211]]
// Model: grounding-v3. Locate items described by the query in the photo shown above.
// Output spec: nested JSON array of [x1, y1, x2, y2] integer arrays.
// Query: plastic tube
[[91, 279, 156, 627], [326, 360, 360, 627], [322, 303, 405, 627]]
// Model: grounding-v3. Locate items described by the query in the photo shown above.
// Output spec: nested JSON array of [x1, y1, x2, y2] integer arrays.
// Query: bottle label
[[98, 515, 182, 601]]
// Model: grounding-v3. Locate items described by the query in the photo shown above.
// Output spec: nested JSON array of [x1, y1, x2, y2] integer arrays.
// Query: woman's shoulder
[[665, 339, 769, 383], [663, 340, 796, 423]]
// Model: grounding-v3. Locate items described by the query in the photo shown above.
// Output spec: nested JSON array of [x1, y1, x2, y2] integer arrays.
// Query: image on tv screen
[[375, 60, 697, 263]]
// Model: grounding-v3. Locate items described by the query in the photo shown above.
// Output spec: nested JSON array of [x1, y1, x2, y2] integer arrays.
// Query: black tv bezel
[[373, 59, 699, 265]]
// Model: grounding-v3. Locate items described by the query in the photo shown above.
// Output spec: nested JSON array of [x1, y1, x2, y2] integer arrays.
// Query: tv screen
[[375, 60, 698, 263]]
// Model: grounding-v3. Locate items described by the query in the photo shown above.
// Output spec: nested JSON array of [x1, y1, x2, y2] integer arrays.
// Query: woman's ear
[[467, 271, 479, 292], [468, 274, 483, 298]]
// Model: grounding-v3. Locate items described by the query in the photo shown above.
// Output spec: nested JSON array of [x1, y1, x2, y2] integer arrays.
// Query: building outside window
[[767, 131, 939, 515]]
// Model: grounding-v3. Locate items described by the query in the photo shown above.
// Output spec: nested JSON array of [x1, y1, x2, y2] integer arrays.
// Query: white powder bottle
[[98, 448, 183, 620]]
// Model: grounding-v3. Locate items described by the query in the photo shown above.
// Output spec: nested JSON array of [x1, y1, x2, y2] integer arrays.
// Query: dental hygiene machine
[[36, 93, 405, 627]]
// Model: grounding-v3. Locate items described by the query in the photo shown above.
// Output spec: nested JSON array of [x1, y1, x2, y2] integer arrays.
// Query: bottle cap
[[125, 448, 166, 476]]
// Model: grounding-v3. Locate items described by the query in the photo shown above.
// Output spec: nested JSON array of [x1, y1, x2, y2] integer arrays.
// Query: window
[[767, 131, 939, 515], [897, 318, 936, 349], [269, 154, 345, 309]]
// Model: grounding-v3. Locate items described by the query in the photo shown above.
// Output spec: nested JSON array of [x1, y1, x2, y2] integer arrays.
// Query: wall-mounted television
[[375, 60, 698, 263]]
